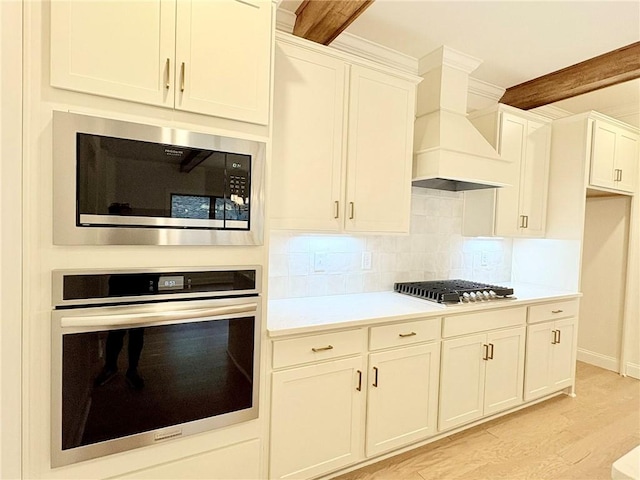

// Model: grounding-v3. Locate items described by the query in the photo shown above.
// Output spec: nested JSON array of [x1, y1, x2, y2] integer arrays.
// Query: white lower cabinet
[[269, 331, 366, 480], [524, 317, 577, 401], [439, 325, 526, 431], [366, 342, 440, 457]]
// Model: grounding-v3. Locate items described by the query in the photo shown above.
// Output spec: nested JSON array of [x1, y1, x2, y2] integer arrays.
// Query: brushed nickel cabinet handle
[[165, 58, 170, 89], [180, 62, 185, 92], [356, 370, 362, 391], [311, 345, 333, 353], [399, 332, 417, 338], [551, 309, 563, 314], [488, 343, 494, 360], [334, 201, 339, 219], [482, 344, 489, 361], [372, 366, 379, 387], [349, 202, 354, 220]]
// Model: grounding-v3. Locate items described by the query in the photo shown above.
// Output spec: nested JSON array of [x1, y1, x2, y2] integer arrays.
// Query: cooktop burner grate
[[394, 279, 514, 304]]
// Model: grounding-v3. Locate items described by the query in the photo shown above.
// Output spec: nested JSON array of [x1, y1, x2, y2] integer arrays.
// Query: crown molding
[[468, 78, 505, 102], [275, 7, 417, 75], [530, 104, 573, 120], [418, 45, 482, 75]]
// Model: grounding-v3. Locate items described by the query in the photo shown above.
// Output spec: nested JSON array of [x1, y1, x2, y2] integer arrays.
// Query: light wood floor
[[332, 362, 640, 480]]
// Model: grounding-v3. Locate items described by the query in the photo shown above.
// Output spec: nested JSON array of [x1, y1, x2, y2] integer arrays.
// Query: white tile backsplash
[[268, 188, 513, 299]]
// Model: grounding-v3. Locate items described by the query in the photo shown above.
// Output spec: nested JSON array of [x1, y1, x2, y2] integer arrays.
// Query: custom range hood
[[413, 46, 511, 191]]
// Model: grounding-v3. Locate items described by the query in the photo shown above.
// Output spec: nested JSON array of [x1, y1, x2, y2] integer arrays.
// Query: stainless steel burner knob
[[476, 291, 483, 300], [469, 292, 477, 301], [482, 291, 491, 299], [462, 292, 471, 302], [489, 290, 497, 298]]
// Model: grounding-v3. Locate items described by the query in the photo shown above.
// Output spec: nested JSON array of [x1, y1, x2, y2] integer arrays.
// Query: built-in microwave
[[53, 111, 265, 245]]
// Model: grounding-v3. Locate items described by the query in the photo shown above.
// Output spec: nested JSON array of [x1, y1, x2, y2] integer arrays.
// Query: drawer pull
[[551, 309, 564, 314], [372, 366, 379, 387], [551, 330, 558, 344], [356, 370, 362, 391], [488, 343, 494, 360], [482, 344, 489, 361], [398, 332, 417, 338], [556, 329, 561, 344], [311, 345, 334, 353]]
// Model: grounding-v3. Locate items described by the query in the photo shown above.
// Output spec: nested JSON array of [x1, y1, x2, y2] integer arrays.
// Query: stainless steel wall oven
[[53, 111, 265, 245], [51, 266, 261, 467]]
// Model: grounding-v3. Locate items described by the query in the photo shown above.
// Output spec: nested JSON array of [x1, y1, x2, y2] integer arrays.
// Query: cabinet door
[[590, 120, 617, 189], [271, 41, 346, 231], [614, 130, 638, 193], [270, 357, 365, 479], [366, 343, 440, 457], [519, 121, 551, 237], [494, 113, 526, 237], [50, 0, 176, 107], [524, 322, 554, 401], [550, 318, 577, 390], [345, 65, 415, 233], [484, 327, 525, 415], [175, 0, 271, 124], [438, 334, 486, 431]]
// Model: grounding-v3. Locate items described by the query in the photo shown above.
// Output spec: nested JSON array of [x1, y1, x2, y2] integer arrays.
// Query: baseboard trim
[[625, 362, 640, 379], [577, 348, 619, 372]]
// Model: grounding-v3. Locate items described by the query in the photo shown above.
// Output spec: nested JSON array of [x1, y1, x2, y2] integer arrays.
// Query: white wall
[[1, 1, 23, 479], [269, 187, 513, 299], [578, 196, 630, 372]]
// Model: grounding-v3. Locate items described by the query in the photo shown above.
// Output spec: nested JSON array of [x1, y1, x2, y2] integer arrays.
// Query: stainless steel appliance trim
[[52, 110, 265, 245], [79, 214, 226, 229], [51, 295, 262, 467], [51, 265, 262, 307]]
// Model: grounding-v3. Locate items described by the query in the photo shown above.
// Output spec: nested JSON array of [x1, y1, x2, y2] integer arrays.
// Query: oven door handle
[[60, 303, 258, 328]]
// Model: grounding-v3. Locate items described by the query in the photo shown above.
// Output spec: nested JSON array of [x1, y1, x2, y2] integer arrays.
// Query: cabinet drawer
[[369, 318, 440, 351], [442, 307, 526, 338], [528, 300, 578, 324], [272, 329, 365, 369]]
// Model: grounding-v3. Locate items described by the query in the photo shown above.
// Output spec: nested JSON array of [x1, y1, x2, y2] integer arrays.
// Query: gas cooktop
[[394, 279, 514, 304]]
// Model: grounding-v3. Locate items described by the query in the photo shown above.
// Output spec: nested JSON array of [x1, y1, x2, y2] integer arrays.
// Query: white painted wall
[[578, 196, 630, 372], [1, 1, 23, 479], [269, 187, 513, 299]]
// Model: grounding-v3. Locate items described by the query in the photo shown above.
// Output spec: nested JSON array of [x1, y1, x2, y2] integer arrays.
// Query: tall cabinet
[[271, 32, 420, 234], [463, 105, 551, 238]]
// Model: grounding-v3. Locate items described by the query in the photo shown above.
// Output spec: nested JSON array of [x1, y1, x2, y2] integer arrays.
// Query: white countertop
[[267, 283, 581, 337]]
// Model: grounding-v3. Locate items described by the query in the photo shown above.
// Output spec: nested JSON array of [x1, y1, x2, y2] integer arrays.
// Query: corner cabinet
[[590, 119, 638, 193], [463, 105, 551, 238], [271, 33, 420, 234], [524, 300, 579, 401], [50, 0, 272, 125]]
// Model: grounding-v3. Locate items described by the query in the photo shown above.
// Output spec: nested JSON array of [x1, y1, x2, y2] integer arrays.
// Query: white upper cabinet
[[463, 105, 551, 238], [590, 119, 638, 193], [51, 0, 272, 124], [271, 34, 419, 234]]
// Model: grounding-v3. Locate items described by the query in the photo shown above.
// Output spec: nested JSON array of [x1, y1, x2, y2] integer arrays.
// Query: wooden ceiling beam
[[293, 0, 374, 46], [500, 42, 640, 110]]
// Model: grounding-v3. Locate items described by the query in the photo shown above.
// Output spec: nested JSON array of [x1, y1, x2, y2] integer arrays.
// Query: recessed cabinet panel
[[590, 119, 638, 193], [366, 343, 440, 456], [483, 327, 525, 415], [494, 113, 526, 237], [271, 42, 346, 231], [551, 318, 577, 389], [270, 357, 365, 480], [519, 120, 551, 236], [51, 0, 176, 106], [175, 0, 271, 124], [438, 334, 486, 431], [345, 66, 414, 233]]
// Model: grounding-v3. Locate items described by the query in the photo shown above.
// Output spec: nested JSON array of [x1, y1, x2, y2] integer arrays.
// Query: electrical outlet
[[314, 253, 327, 272], [480, 251, 489, 267], [362, 251, 372, 270]]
